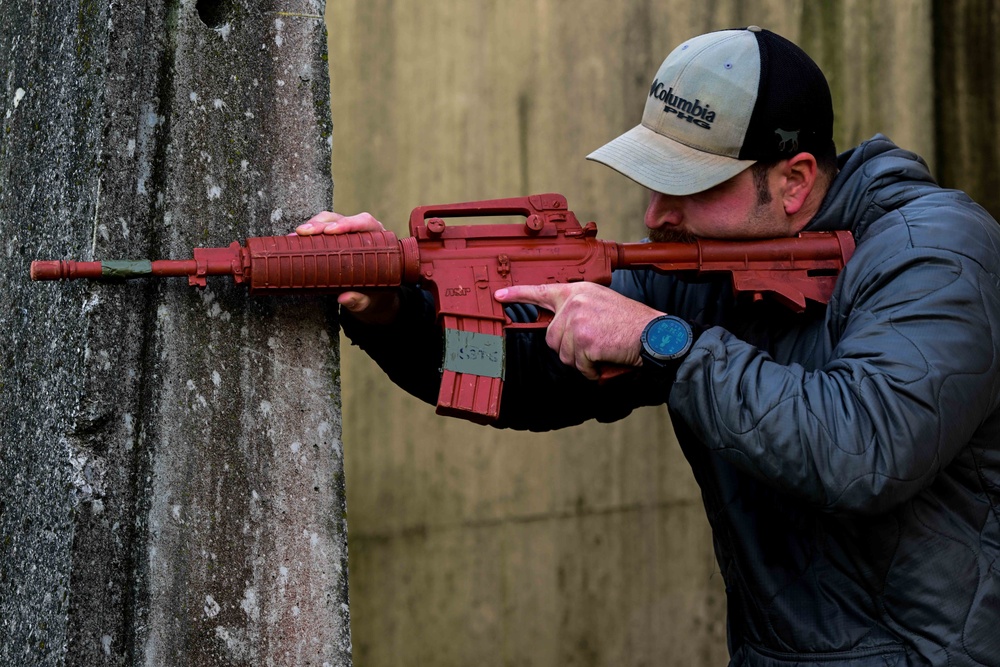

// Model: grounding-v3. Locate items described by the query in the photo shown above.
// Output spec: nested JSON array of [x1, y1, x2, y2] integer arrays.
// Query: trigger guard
[[503, 302, 546, 325]]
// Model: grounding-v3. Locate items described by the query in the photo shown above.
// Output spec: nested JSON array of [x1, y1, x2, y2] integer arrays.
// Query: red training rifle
[[31, 193, 855, 423]]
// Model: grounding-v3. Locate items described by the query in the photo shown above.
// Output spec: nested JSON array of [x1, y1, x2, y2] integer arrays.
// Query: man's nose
[[645, 191, 683, 228]]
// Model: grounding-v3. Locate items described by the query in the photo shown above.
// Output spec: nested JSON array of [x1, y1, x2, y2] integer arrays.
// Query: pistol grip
[[596, 364, 636, 383]]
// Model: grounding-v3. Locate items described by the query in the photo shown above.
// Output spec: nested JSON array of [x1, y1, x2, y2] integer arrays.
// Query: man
[[300, 27, 1000, 666]]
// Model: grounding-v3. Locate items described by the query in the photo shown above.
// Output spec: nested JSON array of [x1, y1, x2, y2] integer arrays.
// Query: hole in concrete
[[196, 0, 233, 29]]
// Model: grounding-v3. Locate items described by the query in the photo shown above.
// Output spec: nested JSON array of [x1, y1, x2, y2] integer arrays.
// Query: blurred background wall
[[323, 1, 998, 665]]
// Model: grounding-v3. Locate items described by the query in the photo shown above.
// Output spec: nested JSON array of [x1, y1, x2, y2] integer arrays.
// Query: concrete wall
[[0, 1, 350, 665], [326, 1, 997, 666]]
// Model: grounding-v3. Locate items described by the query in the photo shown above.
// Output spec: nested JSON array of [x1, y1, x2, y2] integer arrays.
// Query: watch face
[[644, 316, 691, 360]]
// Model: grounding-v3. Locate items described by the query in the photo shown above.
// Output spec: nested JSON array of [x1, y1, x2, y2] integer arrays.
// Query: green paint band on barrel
[[102, 260, 154, 279]]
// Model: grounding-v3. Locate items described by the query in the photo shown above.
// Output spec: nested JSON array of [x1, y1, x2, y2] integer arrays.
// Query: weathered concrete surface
[[0, 1, 350, 665]]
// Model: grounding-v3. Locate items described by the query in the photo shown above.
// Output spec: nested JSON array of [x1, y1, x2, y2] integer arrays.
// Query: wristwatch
[[640, 315, 694, 367]]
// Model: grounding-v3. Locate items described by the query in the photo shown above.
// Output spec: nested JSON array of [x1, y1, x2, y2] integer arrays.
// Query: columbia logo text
[[649, 80, 716, 129]]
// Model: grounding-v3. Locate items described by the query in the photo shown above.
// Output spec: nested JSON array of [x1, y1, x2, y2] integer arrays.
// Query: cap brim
[[586, 123, 756, 196]]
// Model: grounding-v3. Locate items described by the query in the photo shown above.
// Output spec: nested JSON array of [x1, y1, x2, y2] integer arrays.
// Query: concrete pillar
[[0, 2, 350, 665]]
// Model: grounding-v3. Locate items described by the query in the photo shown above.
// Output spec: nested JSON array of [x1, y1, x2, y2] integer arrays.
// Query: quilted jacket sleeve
[[340, 284, 672, 431], [669, 210, 1000, 514]]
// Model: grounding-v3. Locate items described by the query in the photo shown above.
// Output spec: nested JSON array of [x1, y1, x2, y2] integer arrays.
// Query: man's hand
[[296, 211, 384, 236], [494, 283, 664, 380], [296, 211, 401, 324]]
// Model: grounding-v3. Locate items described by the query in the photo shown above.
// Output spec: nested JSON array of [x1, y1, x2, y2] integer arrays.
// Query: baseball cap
[[586, 26, 834, 195]]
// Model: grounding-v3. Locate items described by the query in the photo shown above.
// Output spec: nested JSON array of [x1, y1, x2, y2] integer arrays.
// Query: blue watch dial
[[642, 315, 692, 361]]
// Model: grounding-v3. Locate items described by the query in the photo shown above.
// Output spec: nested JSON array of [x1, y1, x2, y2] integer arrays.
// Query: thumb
[[338, 291, 371, 312]]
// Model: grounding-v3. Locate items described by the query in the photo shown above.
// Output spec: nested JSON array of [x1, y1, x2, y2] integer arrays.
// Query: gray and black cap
[[587, 26, 834, 195]]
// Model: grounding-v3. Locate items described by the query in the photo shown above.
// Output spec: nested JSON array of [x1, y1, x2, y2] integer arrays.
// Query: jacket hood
[[805, 134, 938, 236]]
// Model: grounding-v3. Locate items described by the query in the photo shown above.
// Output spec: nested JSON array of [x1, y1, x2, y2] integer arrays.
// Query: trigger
[[503, 302, 543, 324]]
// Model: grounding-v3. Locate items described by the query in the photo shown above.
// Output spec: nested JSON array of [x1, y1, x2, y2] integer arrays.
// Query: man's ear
[[780, 152, 818, 216]]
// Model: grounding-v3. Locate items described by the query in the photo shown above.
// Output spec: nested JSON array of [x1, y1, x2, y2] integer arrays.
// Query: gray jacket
[[342, 135, 1000, 666]]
